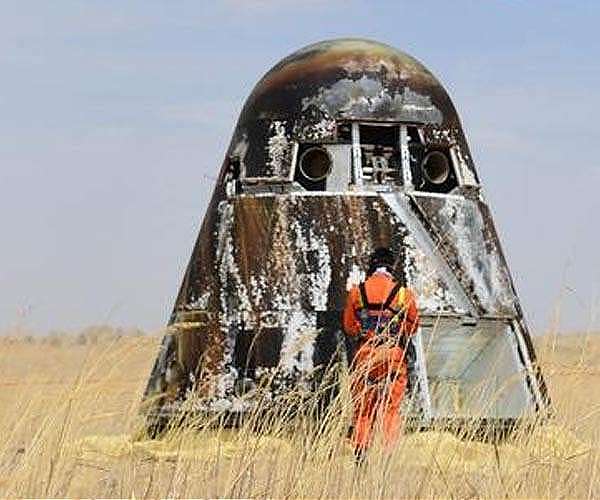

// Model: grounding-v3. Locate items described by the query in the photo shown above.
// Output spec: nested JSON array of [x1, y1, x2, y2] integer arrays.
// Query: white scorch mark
[[266, 121, 290, 177], [454, 144, 478, 186], [187, 291, 210, 310], [438, 199, 514, 314], [302, 77, 443, 125], [278, 314, 318, 376], [404, 233, 464, 314], [231, 134, 249, 178], [289, 219, 332, 311], [213, 201, 253, 403], [346, 263, 365, 291]]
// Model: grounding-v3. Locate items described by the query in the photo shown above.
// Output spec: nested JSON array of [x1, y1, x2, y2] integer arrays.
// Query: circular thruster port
[[299, 147, 333, 181], [421, 151, 451, 184]]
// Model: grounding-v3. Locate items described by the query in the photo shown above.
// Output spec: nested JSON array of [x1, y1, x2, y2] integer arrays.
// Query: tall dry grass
[[0, 327, 599, 498]]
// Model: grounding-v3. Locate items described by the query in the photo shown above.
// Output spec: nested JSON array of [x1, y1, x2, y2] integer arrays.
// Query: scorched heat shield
[[144, 38, 550, 430]]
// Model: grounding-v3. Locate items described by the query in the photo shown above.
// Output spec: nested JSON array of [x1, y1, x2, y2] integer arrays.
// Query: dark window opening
[[407, 126, 422, 145], [229, 156, 241, 180], [359, 124, 402, 185], [407, 126, 426, 175], [224, 156, 241, 195], [336, 122, 353, 144], [360, 124, 398, 147]]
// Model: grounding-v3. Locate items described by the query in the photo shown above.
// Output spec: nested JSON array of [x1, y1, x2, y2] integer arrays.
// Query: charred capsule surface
[[144, 39, 549, 431]]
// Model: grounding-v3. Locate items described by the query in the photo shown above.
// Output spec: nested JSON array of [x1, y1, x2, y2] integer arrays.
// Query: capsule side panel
[[410, 194, 517, 317]]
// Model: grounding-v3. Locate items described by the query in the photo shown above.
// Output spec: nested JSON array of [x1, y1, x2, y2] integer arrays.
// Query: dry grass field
[[0, 328, 599, 498]]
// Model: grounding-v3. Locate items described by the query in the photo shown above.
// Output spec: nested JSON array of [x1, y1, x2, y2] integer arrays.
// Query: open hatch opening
[[359, 124, 402, 185]]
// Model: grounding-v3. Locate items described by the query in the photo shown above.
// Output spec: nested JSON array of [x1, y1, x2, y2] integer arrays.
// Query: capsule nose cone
[[230, 38, 471, 182]]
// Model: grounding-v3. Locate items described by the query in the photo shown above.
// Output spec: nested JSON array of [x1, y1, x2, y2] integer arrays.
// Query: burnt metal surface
[[143, 39, 549, 427], [230, 38, 478, 183], [409, 194, 517, 317]]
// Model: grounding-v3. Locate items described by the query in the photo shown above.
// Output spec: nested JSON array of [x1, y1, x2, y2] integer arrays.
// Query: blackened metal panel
[[382, 192, 475, 316], [410, 194, 517, 317], [224, 194, 411, 314]]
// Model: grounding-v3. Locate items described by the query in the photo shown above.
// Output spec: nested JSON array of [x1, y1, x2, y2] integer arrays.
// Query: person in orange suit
[[343, 247, 420, 463]]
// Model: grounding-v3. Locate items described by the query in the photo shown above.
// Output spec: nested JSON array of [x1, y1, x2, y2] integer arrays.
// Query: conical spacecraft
[[144, 39, 550, 432]]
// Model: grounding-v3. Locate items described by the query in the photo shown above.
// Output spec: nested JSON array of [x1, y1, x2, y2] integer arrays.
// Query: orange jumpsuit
[[343, 270, 419, 453]]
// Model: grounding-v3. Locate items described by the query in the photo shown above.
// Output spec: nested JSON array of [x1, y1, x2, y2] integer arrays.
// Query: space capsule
[[144, 39, 550, 433]]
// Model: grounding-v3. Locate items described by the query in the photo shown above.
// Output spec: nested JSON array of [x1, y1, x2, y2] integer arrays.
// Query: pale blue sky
[[1, 1, 599, 334]]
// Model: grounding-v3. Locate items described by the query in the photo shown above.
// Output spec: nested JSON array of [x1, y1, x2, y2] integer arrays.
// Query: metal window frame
[[351, 122, 363, 187]]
